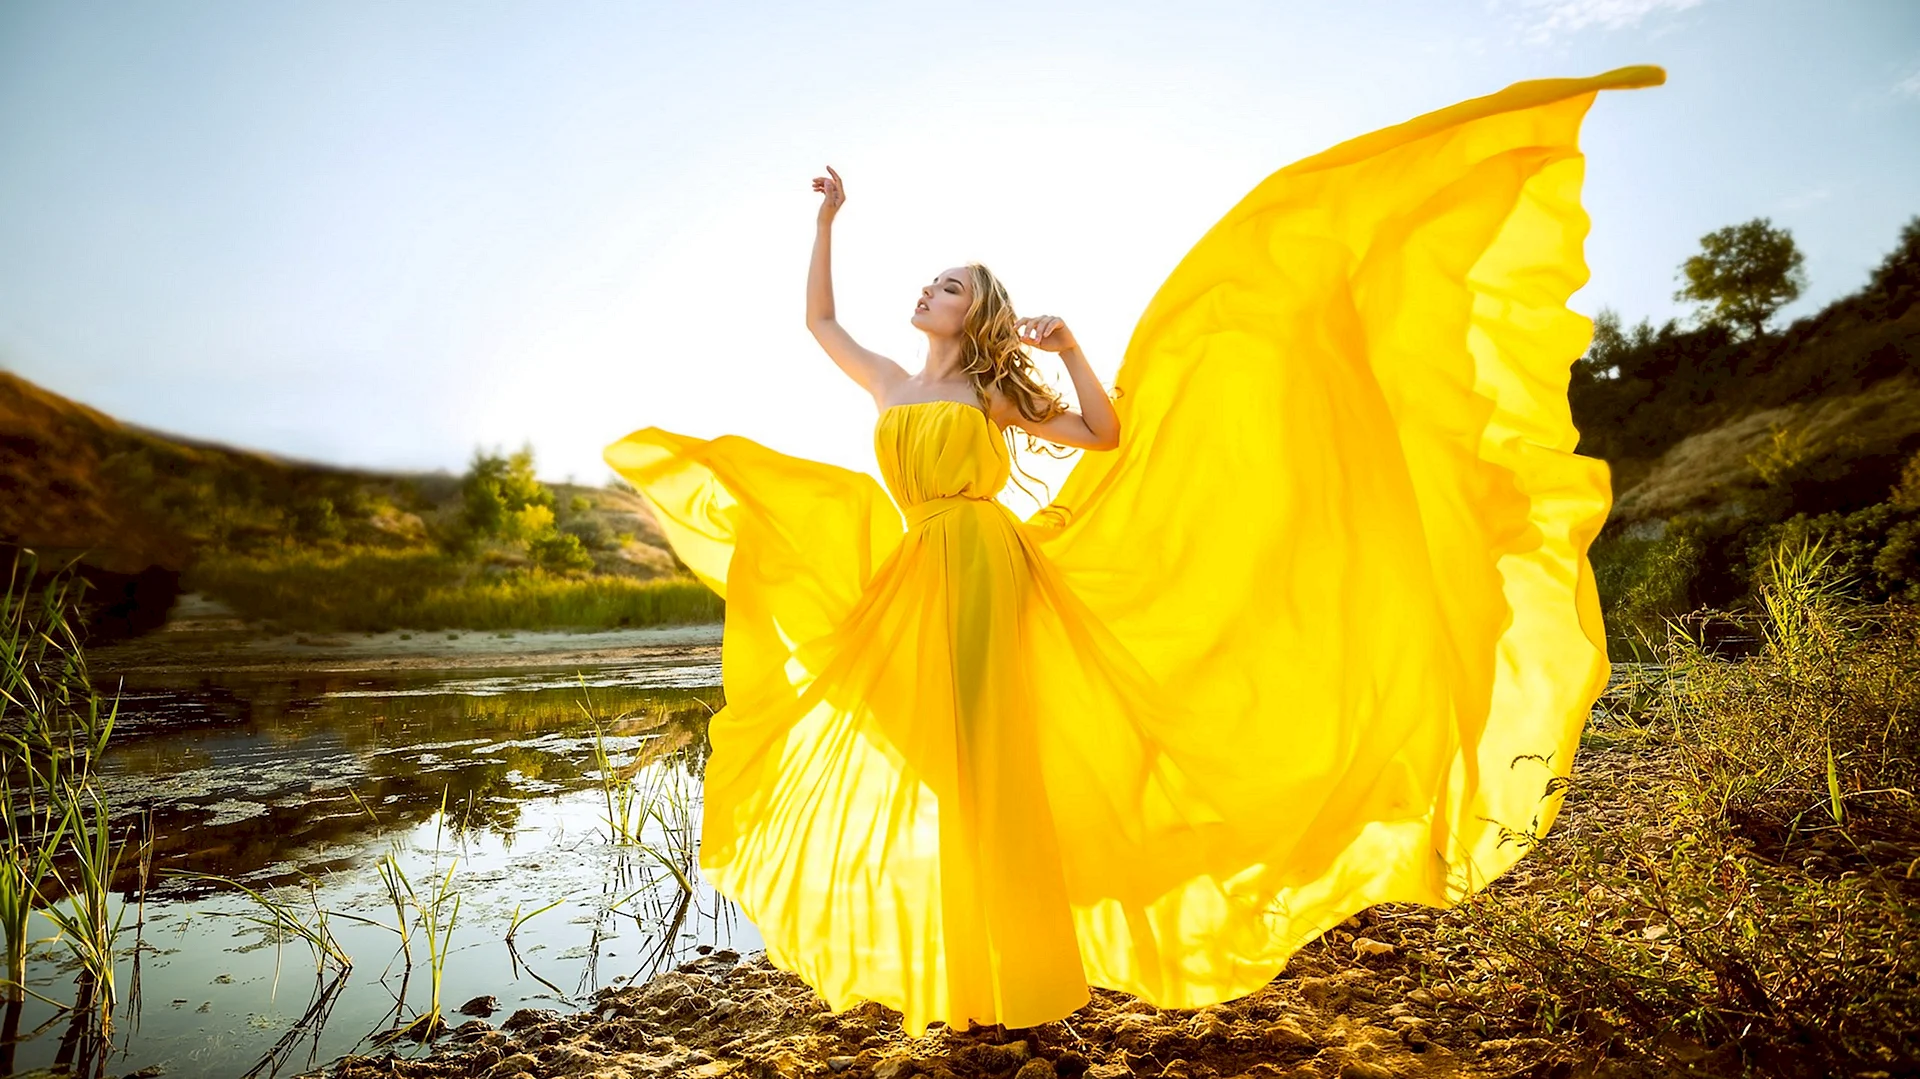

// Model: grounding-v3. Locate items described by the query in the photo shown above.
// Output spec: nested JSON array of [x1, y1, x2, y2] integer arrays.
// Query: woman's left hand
[[1015, 315, 1077, 353]]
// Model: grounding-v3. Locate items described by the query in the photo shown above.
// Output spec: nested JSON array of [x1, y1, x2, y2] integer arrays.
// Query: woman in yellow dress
[[605, 66, 1664, 1039]]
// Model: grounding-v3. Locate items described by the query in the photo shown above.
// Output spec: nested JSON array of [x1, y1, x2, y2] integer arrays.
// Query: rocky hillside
[[0, 371, 688, 635], [1572, 217, 1920, 625]]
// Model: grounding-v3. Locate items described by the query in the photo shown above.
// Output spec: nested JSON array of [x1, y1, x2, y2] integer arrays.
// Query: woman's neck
[[922, 336, 968, 383]]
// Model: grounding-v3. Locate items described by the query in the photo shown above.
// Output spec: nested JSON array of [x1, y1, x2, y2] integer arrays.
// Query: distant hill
[[0, 371, 700, 635], [1572, 216, 1920, 633]]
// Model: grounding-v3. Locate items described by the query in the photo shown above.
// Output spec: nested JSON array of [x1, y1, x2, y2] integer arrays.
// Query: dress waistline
[[903, 494, 996, 530]]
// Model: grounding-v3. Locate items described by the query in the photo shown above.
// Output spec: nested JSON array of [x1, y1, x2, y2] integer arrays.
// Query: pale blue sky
[[2, 1, 1916, 494]]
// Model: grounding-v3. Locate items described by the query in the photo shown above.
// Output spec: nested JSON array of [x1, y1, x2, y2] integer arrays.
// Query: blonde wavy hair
[[954, 262, 1085, 506]]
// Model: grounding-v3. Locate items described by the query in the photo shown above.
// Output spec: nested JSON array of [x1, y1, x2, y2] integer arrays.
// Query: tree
[[1674, 217, 1807, 339], [1864, 214, 1920, 310], [1574, 307, 1628, 382], [461, 443, 554, 537]]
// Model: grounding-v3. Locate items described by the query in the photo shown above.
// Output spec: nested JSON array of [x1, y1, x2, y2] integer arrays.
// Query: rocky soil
[[311, 920, 1643, 1079]]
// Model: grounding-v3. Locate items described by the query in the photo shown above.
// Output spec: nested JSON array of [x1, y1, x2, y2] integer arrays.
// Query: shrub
[[528, 531, 594, 575], [1750, 503, 1920, 602], [1591, 523, 1705, 651]]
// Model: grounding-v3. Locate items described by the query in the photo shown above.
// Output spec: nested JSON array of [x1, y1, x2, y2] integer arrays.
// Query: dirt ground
[[311, 930, 1644, 1079]]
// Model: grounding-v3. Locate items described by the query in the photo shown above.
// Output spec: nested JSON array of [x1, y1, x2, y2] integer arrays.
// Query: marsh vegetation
[[1, 550, 742, 1077]]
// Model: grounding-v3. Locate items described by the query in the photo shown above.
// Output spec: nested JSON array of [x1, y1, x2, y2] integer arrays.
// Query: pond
[[2, 634, 755, 1079]]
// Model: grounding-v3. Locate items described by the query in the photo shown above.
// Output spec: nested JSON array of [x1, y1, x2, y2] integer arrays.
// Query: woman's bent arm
[[1000, 316, 1122, 451]]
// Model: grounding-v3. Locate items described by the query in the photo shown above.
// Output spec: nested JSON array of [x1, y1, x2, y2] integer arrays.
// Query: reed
[[579, 680, 699, 893], [586, 703, 648, 846], [370, 850, 418, 966], [505, 895, 565, 945], [643, 763, 701, 895], [0, 771, 69, 1007], [0, 550, 131, 1029], [36, 784, 134, 1028], [1755, 535, 1850, 678], [166, 870, 354, 978], [375, 785, 464, 1044]]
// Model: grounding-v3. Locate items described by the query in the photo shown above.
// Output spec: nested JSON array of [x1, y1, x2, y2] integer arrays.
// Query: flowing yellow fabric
[[604, 66, 1662, 1036]]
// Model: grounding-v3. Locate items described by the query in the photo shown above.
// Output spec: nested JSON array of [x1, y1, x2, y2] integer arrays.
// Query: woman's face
[[910, 267, 971, 337]]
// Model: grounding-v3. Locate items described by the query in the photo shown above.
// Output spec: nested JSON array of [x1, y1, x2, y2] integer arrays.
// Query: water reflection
[[2, 656, 757, 1079]]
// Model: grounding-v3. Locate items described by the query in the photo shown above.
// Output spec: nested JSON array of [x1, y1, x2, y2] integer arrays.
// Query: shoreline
[[315, 939, 1575, 1079], [88, 595, 724, 676]]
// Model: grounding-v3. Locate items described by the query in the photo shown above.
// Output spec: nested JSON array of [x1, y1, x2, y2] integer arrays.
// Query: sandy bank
[[89, 593, 722, 675]]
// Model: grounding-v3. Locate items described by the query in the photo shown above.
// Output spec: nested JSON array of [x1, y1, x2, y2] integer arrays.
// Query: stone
[[483, 1054, 539, 1079], [1014, 1060, 1058, 1079], [1295, 978, 1340, 1008], [873, 1058, 916, 1079], [546, 1045, 604, 1071], [753, 1049, 811, 1079], [501, 1008, 561, 1032], [828, 1056, 857, 1073], [954, 1042, 1025, 1073], [1185, 1013, 1231, 1041], [1106, 1014, 1157, 1051], [1262, 1017, 1316, 1051]]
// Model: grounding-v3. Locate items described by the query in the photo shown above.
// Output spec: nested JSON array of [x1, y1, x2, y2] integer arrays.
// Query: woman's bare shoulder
[[983, 385, 1021, 429]]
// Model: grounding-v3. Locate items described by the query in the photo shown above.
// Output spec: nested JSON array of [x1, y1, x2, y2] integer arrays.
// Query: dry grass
[[192, 546, 721, 632], [1423, 546, 1920, 1076]]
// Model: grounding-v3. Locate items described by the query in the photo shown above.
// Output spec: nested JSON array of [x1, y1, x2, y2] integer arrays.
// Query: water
[[1, 643, 758, 1078]]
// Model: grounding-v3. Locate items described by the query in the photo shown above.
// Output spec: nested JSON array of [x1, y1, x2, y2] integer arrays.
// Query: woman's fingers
[[1018, 316, 1056, 339]]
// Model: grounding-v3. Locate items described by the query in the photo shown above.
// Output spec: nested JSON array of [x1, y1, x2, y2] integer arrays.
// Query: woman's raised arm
[[806, 166, 905, 399]]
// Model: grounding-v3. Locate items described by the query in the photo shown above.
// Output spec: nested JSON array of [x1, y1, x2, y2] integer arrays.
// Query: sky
[[2, 0, 1917, 501]]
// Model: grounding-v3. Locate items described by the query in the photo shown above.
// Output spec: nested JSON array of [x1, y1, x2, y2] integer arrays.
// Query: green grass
[[190, 546, 722, 631], [1590, 526, 1705, 656], [0, 551, 134, 1031]]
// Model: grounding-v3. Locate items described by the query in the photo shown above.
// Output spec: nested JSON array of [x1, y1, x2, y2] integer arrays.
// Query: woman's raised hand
[[1016, 315, 1077, 353], [812, 165, 846, 225]]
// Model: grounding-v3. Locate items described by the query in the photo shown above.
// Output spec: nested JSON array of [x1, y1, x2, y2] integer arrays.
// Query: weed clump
[[1429, 538, 1920, 1076]]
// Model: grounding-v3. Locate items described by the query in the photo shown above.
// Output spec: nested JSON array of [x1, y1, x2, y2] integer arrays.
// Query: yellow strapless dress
[[604, 66, 1663, 1036]]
